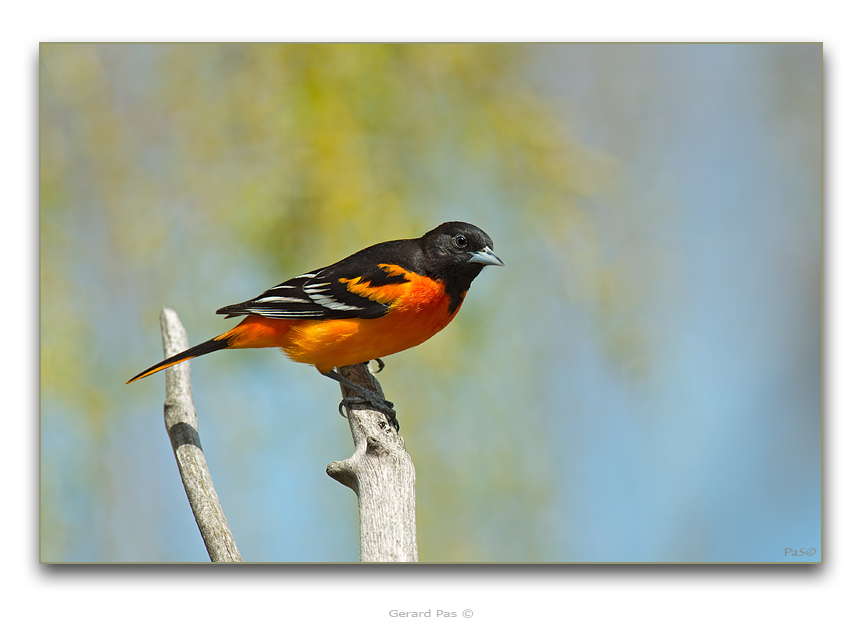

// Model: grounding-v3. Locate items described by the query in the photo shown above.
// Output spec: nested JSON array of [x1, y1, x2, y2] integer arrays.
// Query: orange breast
[[224, 267, 462, 373]]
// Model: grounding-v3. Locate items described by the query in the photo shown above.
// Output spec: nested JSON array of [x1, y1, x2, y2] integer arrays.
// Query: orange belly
[[222, 272, 462, 373]]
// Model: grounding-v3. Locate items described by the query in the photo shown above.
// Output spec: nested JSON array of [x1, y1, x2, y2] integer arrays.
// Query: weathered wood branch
[[326, 363, 418, 562], [160, 308, 242, 563]]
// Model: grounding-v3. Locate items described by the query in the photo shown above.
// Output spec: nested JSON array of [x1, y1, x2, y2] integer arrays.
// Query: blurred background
[[39, 43, 820, 563]]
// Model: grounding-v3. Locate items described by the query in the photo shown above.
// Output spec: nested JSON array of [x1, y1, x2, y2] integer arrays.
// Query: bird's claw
[[338, 395, 399, 431], [338, 396, 363, 418]]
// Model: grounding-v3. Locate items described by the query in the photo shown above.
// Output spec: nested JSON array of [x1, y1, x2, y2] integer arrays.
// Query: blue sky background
[[40, 43, 820, 563]]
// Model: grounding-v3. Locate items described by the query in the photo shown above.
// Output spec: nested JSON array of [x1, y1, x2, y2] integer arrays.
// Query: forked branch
[[326, 363, 418, 562]]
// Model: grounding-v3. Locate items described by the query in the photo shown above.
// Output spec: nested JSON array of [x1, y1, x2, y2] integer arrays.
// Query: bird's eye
[[453, 235, 468, 249]]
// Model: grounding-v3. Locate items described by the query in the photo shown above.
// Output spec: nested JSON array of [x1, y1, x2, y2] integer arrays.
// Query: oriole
[[127, 221, 503, 427]]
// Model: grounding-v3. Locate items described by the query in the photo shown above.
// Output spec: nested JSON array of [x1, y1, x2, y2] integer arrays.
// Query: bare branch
[[327, 363, 418, 562], [160, 308, 242, 563]]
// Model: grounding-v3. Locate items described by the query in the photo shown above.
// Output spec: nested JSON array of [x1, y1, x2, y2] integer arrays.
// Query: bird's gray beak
[[469, 246, 505, 267]]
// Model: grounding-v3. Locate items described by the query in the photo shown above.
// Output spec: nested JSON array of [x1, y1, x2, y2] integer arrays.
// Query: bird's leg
[[321, 369, 399, 431], [371, 358, 385, 373]]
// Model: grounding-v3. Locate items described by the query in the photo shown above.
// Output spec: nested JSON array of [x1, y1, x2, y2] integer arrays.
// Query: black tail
[[126, 336, 231, 383]]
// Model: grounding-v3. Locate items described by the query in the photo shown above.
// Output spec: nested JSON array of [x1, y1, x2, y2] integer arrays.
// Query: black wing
[[216, 241, 418, 321]]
